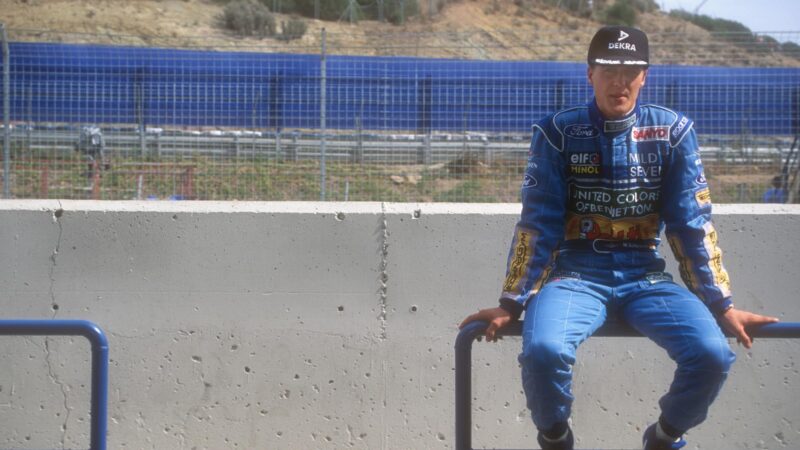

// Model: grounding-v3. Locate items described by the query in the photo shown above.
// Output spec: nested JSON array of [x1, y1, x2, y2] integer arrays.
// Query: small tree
[[279, 18, 308, 40], [604, 0, 638, 26], [223, 0, 277, 37], [544, 0, 592, 18], [385, 0, 419, 24], [293, 0, 352, 21], [782, 41, 800, 59]]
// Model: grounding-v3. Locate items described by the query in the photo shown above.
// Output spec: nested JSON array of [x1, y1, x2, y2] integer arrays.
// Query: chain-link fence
[[1, 26, 799, 203]]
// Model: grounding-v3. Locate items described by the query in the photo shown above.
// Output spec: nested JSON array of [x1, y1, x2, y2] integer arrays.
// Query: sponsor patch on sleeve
[[695, 188, 711, 207], [502, 226, 537, 295], [669, 115, 693, 146]]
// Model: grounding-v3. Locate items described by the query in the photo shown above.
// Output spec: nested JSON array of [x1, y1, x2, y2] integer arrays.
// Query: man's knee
[[683, 339, 736, 374], [520, 339, 574, 371]]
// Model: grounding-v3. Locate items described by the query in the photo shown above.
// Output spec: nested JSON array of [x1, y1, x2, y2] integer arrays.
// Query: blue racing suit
[[500, 99, 736, 434]]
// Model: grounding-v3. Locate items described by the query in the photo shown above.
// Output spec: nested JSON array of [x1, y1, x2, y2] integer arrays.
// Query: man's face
[[587, 65, 648, 119]]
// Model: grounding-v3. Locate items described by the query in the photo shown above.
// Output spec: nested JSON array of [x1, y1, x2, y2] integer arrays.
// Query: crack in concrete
[[44, 338, 71, 447], [378, 203, 389, 340], [45, 201, 70, 445], [49, 201, 64, 318]]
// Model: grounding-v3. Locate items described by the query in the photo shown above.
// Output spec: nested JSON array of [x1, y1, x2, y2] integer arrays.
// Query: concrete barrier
[[0, 200, 797, 449]]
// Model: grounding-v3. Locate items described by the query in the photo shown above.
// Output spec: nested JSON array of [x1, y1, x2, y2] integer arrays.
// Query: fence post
[[419, 134, 431, 165], [1, 23, 10, 198], [276, 131, 282, 161], [355, 114, 363, 164], [136, 72, 146, 158], [320, 28, 327, 201]]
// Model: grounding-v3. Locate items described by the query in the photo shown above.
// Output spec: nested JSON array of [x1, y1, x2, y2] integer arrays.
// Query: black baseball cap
[[587, 26, 649, 66]]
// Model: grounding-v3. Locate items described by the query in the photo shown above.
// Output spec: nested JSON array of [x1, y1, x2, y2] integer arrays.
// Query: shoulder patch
[[643, 104, 694, 148], [670, 115, 693, 147]]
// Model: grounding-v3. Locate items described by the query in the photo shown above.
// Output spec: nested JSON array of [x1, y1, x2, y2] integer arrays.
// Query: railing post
[[454, 320, 486, 450], [0, 319, 109, 450], [455, 319, 800, 450]]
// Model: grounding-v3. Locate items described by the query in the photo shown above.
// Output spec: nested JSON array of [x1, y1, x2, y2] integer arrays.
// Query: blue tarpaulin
[[2, 42, 798, 135]]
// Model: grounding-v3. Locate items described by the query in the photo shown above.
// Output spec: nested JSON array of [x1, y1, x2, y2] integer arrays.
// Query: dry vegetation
[[3, 0, 798, 66]]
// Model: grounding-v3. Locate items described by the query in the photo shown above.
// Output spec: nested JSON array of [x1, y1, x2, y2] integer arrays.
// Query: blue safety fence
[[0, 319, 109, 450], [454, 319, 800, 450], [2, 42, 799, 135]]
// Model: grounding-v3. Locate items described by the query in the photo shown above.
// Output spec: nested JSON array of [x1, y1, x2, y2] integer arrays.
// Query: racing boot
[[536, 424, 573, 450], [642, 423, 686, 450]]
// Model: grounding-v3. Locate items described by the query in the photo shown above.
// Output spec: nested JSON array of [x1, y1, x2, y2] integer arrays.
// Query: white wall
[[0, 201, 797, 449]]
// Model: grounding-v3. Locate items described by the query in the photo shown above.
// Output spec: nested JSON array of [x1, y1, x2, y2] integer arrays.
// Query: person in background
[[762, 175, 788, 203]]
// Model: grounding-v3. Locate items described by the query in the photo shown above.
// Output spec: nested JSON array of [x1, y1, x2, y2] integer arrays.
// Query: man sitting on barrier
[[460, 26, 778, 450]]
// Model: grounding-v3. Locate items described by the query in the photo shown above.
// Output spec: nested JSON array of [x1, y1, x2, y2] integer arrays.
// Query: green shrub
[[279, 17, 308, 40], [263, 0, 299, 14], [630, 0, 658, 13], [274, 0, 418, 24], [544, 0, 592, 18], [782, 41, 800, 59], [293, 0, 353, 21], [604, 0, 637, 26], [385, 0, 420, 24], [223, 0, 277, 37], [668, 10, 751, 34], [668, 10, 761, 48]]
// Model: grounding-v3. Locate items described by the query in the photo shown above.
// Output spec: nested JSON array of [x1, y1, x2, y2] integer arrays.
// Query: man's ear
[[587, 65, 594, 86], [641, 68, 649, 86]]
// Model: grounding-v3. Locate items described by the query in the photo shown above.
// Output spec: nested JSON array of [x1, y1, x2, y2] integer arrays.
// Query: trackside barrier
[[455, 319, 800, 450], [0, 319, 109, 450]]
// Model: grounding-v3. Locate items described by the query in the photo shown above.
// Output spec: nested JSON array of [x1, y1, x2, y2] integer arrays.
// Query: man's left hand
[[717, 307, 780, 349]]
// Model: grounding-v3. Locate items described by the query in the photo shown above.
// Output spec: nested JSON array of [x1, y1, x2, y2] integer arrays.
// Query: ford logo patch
[[523, 174, 538, 187], [565, 124, 600, 139], [696, 173, 707, 185]]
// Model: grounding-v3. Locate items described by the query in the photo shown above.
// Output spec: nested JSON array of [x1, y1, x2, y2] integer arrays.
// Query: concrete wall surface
[[0, 200, 797, 450]]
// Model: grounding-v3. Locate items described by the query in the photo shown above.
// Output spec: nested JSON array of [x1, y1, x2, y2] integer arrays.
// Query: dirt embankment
[[2, 0, 798, 66]]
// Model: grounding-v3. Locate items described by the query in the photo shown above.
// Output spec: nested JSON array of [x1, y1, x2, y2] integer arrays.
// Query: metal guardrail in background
[[0, 319, 109, 450], [454, 319, 800, 450]]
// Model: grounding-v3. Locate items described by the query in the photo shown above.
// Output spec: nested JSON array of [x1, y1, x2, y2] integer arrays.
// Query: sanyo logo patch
[[632, 126, 670, 142]]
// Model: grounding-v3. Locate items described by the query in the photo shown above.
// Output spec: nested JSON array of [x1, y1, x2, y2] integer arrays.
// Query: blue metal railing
[[0, 319, 109, 450], [455, 319, 800, 450]]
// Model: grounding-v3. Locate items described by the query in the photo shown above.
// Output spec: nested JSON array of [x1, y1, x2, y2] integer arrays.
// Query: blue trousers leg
[[519, 279, 607, 431], [621, 280, 736, 433]]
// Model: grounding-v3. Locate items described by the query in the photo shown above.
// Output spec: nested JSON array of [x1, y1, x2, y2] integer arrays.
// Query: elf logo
[[632, 126, 670, 142], [569, 152, 600, 165]]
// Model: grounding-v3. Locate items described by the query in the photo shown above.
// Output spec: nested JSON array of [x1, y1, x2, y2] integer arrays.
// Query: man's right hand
[[459, 307, 514, 342]]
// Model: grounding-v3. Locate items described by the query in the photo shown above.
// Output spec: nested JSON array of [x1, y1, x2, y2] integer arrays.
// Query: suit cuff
[[499, 298, 524, 321], [709, 298, 734, 316]]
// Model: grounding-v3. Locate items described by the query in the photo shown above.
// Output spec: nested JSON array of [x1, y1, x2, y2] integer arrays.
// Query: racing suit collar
[[589, 98, 640, 136]]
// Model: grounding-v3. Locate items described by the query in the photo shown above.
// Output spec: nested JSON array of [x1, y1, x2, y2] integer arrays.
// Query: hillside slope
[[2, 0, 797, 66]]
